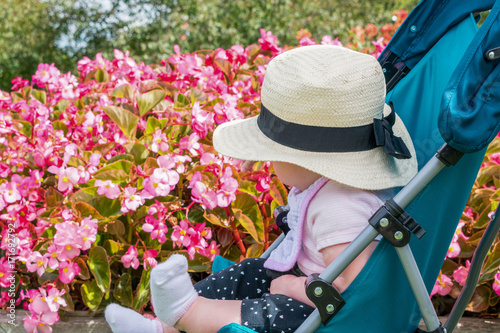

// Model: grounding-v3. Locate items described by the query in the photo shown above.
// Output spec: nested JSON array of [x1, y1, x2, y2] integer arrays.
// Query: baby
[[106, 44, 418, 333]]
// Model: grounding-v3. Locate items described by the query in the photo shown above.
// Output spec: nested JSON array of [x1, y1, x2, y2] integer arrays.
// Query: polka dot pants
[[194, 258, 314, 333]]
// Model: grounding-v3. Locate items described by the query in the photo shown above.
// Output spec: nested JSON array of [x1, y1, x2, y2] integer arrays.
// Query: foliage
[[431, 141, 500, 317], [0, 0, 420, 91]]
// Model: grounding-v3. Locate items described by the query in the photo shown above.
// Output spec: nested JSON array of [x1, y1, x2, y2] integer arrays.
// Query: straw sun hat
[[213, 45, 418, 190]]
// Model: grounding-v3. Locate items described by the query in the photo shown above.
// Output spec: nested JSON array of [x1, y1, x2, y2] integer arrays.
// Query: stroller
[[213, 0, 500, 332]]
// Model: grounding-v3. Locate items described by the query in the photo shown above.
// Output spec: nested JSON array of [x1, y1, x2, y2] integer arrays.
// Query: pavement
[[1, 311, 499, 332]]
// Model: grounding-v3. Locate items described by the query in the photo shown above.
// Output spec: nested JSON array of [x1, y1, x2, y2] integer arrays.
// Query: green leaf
[[103, 106, 139, 139], [52, 120, 69, 135], [97, 159, 133, 174], [107, 154, 134, 164], [96, 68, 109, 83], [69, 187, 98, 203], [31, 89, 47, 104], [175, 93, 190, 107], [269, 177, 288, 206], [124, 143, 149, 165], [110, 84, 136, 102], [137, 90, 166, 116], [466, 285, 491, 313], [72, 201, 105, 220], [476, 165, 500, 187], [486, 137, 500, 155], [81, 280, 103, 311], [75, 257, 91, 280], [93, 169, 128, 182], [12, 120, 32, 138], [145, 117, 162, 135], [92, 142, 116, 156], [231, 193, 264, 242], [88, 246, 111, 293], [246, 243, 264, 258], [114, 273, 133, 307], [106, 220, 126, 237], [214, 58, 232, 82], [103, 239, 124, 255], [203, 212, 230, 229], [132, 269, 151, 311], [45, 187, 64, 207], [482, 243, 500, 274], [88, 197, 122, 218]]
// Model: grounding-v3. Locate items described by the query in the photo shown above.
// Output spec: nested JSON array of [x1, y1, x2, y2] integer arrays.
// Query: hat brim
[[213, 104, 418, 190]]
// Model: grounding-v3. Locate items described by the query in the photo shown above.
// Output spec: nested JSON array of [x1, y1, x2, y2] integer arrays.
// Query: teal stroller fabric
[[217, 13, 489, 333]]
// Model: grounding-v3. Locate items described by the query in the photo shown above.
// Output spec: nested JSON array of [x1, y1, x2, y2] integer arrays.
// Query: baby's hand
[[241, 160, 257, 172]]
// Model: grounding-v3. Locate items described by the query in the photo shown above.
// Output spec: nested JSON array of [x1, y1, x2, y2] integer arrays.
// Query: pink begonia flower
[[453, 222, 469, 241], [143, 215, 169, 243], [1, 182, 22, 203], [143, 249, 158, 269], [43, 287, 67, 312], [431, 273, 453, 297], [190, 178, 218, 209], [453, 260, 471, 286], [447, 241, 461, 258], [203, 241, 220, 261], [217, 167, 238, 208], [493, 271, 500, 296], [258, 29, 282, 55], [173, 155, 192, 174], [143, 174, 172, 197], [0, 257, 12, 288], [0, 161, 10, 178], [193, 222, 212, 248], [78, 217, 98, 250], [155, 155, 180, 185], [171, 220, 196, 248], [299, 36, 317, 46], [89, 152, 102, 167], [58, 261, 80, 284], [11, 76, 29, 90], [200, 152, 220, 166], [26, 251, 48, 276], [371, 37, 386, 58], [95, 179, 121, 199], [179, 133, 202, 156], [44, 245, 61, 270], [32, 63, 60, 87], [256, 174, 271, 192], [191, 102, 214, 138], [61, 209, 73, 221], [121, 246, 140, 269], [24, 312, 58, 333], [121, 187, 145, 213], [321, 35, 343, 46], [151, 129, 170, 153], [47, 166, 80, 192]]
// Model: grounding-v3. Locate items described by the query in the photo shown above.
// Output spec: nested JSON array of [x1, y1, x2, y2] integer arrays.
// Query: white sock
[[150, 254, 198, 327], [105, 303, 163, 333]]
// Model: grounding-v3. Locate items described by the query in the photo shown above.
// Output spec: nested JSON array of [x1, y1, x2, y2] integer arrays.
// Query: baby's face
[[272, 162, 321, 191]]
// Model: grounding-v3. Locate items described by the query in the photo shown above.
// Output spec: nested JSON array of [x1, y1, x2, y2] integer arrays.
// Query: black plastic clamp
[[305, 273, 345, 325], [273, 206, 290, 234], [415, 323, 447, 333], [369, 199, 425, 247], [436, 144, 464, 167]]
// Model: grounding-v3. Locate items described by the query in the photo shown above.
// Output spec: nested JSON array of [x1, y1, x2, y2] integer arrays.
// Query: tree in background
[[0, 0, 419, 91]]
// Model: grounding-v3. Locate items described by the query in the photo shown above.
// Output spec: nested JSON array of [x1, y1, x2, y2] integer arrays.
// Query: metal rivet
[[488, 51, 495, 59], [383, 68, 387, 73], [326, 304, 335, 314], [379, 218, 389, 227], [394, 231, 404, 240], [282, 217, 287, 223], [410, 25, 417, 32], [314, 287, 323, 297]]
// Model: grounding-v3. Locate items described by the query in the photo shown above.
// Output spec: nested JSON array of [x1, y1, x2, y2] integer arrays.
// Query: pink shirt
[[297, 180, 395, 276]]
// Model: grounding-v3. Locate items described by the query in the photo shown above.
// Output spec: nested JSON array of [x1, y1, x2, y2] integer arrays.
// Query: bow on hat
[[373, 103, 412, 159]]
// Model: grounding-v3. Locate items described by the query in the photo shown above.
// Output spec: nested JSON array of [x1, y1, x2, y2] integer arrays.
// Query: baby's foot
[[150, 254, 198, 327], [105, 303, 162, 333]]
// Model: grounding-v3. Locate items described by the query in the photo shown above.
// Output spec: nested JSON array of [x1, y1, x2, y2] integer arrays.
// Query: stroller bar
[[295, 151, 450, 332], [396, 245, 442, 332]]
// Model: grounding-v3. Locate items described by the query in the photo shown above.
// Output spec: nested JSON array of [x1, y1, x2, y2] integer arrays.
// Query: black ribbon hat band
[[256, 103, 412, 159]]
